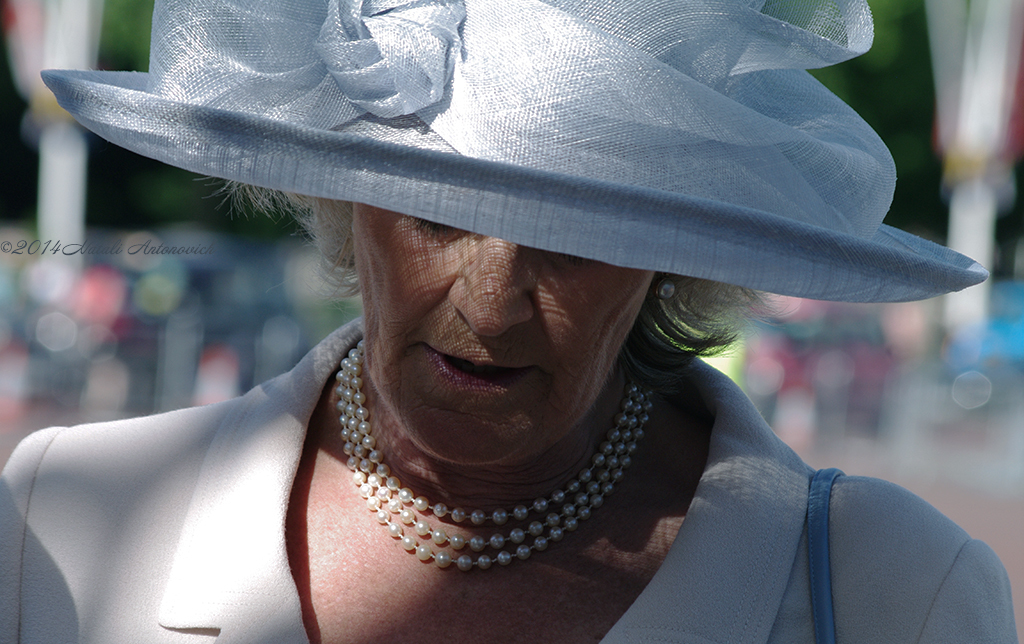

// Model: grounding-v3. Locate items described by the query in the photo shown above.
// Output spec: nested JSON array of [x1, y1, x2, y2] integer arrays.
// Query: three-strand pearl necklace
[[337, 341, 652, 571]]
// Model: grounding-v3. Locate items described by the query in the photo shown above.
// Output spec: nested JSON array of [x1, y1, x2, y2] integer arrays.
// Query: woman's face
[[352, 204, 654, 467]]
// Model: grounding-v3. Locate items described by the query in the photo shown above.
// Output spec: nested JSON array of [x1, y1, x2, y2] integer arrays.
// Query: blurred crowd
[[0, 226, 357, 432], [741, 287, 1024, 495]]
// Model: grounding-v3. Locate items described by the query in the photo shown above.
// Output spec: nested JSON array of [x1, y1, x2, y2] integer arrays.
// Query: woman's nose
[[450, 237, 535, 337]]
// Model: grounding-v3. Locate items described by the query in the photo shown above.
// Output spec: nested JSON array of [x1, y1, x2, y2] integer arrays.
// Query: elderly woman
[[1, 0, 1017, 642]]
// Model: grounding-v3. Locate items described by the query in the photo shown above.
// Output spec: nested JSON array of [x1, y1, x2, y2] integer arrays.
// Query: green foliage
[[99, 0, 155, 71]]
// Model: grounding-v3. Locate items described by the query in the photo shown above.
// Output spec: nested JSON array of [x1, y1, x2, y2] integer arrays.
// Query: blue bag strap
[[808, 468, 843, 644]]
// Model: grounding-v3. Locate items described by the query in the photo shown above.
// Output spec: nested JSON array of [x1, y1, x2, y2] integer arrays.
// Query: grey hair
[[231, 184, 762, 395]]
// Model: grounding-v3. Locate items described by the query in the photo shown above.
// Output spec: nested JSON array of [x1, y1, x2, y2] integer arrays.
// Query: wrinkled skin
[[352, 204, 655, 505]]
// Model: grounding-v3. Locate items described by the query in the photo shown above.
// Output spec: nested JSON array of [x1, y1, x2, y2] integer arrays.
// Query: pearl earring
[[655, 277, 676, 300]]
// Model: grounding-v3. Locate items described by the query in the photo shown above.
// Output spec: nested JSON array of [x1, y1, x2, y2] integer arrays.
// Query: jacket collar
[[157, 321, 363, 643], [602, 360, 813, 644]]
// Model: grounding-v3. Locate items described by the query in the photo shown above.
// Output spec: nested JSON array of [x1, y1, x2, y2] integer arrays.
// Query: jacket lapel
[[602, 360, 812, 644], [157, 322, 363, 643]]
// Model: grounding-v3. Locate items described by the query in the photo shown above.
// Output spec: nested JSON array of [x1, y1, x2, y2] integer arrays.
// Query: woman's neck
[[345, 366, 632, 512]]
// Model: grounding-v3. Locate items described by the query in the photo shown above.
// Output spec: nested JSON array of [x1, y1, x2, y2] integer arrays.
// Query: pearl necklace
[[337, 341, 652, 571]]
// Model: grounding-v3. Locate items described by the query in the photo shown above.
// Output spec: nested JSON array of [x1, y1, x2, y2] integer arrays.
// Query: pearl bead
[[401, 536, 416, 551], [361, 435, 376, 449], [449, 534, 466, 550], [434, 551, 452, 568], [387, 498, 402, 513], [386, 477, 401, 491], [590, 494, 604, 508], [388, 523, 403, 538], [533, 498, 548, 513], [492, 509, 508, 525], [533, 536, 548, 551], [367, 473, 382, 487], [470, 510, 487, 525], [496, 551, 512, 566], [353, 391, 366, 405], [346, 456, 358, 470], [528, 521, 544, 536], [400, 509, 415, 524], [375, 487, 391, 501], [477, 555, 492, 569], [432, 529, 448, 545], [577, 506, 592, 520], [509, 528, 525, 544], [359, 459, 372, 473], [358, 484, 373, 499], [432, 503, 448, 518], [546, 513, 561, 527], [575, 493, 589, 506], [375, 462, 390, 476], [564, 517, 578, 531], [375, 510, 389, 524], [450, 508, 467, 523], [469, 536, 486, 552], [516, 545, 531, 560], [549, 527, 564, 541], [586, 481, 600, 495], [416, 545, 432, 561], [561, 504, 575, 517], [512, 505, 529, 521], [601, 482, 615, 495], [457, 555, 473, 571], [578, 469, 592, 483], [398, 488, 413, 504], [352, 471, 367, 485], [413, 496, 429, 512], [415, 521, 431, 536], [489, 534, 505, 549], [366, 497, 381, 510], [550, 490, 565, 504]]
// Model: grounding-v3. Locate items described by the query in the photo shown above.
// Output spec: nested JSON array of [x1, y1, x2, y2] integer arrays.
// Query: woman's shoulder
[[827, 475, 1017, 642]]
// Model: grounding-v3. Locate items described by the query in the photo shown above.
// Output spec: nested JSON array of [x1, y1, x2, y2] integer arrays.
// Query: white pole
[[928, 0, 1024, 333], [943, 180, 997, 329], [35, 0, 104, 268]]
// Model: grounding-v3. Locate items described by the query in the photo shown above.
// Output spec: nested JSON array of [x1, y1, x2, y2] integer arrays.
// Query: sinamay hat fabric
[[43, 0, 987, 302]]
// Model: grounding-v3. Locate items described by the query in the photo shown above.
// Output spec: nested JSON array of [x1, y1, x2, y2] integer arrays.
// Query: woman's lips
[[424, 345, 532, 388]]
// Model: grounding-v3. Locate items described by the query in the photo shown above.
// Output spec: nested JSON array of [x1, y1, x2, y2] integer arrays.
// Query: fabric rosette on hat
[[43, 0, 986, 302]]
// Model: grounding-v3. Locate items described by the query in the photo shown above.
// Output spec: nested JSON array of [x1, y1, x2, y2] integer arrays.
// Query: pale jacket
[[1, 321, 1016, 643]]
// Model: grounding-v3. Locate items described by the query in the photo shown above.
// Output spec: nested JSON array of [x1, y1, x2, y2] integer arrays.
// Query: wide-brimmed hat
[[43, 0, 985, 302]]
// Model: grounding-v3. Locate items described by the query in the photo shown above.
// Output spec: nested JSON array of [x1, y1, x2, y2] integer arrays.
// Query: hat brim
[[44, 69, 986, 303]]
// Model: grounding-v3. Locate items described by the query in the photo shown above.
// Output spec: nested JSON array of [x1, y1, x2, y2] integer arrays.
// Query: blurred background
[[1, 0, 1021, 634]]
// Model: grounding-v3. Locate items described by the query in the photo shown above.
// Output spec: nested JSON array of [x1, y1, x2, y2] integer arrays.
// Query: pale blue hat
[[43, 0, 986, 302]]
